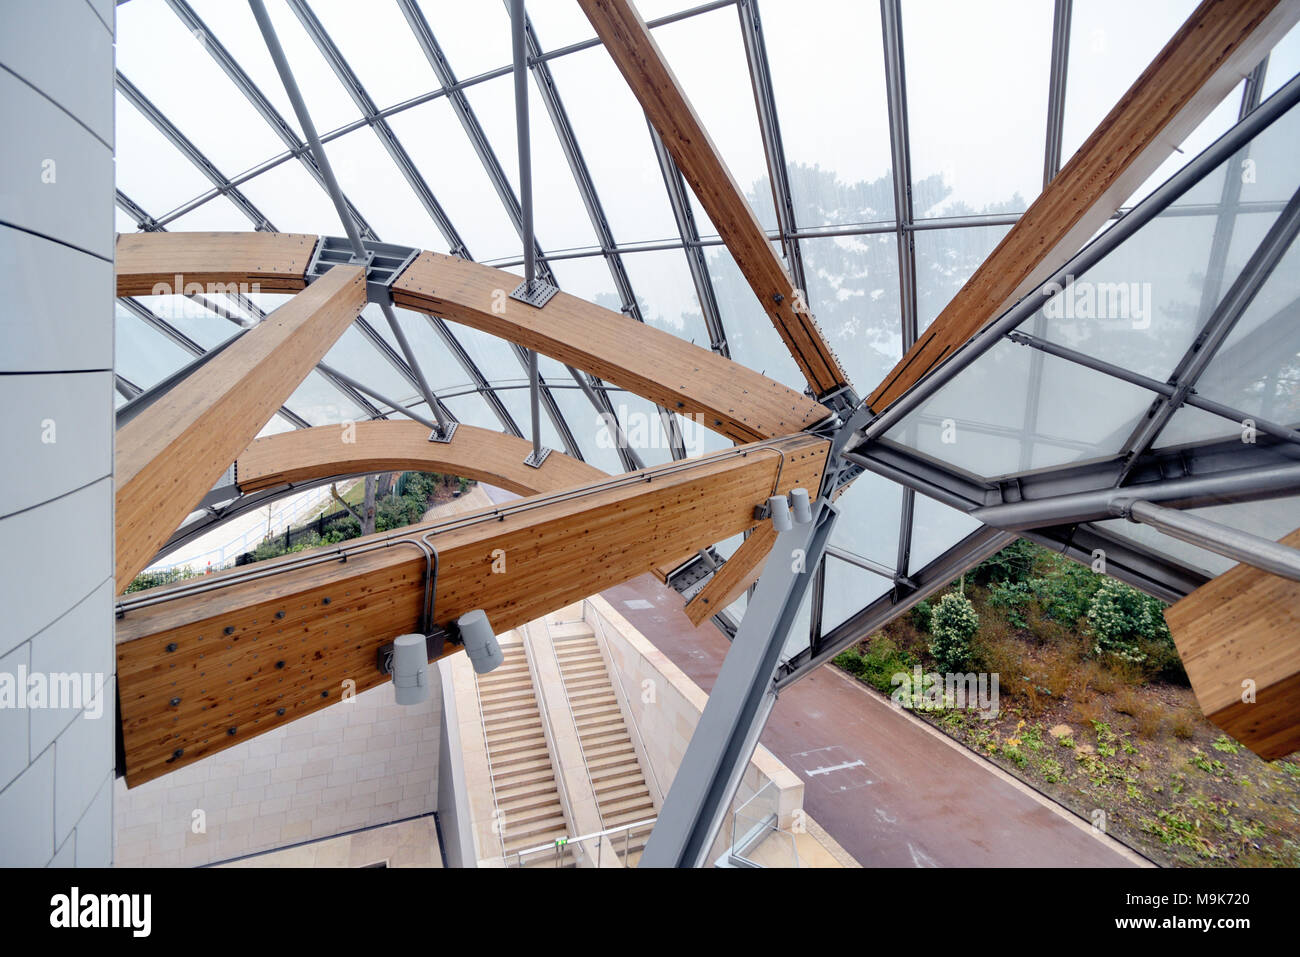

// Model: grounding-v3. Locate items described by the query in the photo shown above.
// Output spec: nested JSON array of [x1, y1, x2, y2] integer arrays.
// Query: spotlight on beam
[[391, 633, 431, 706], [768, 494, 793, 533], [789, 487, 812, 525], [459, 609, 504, 675]]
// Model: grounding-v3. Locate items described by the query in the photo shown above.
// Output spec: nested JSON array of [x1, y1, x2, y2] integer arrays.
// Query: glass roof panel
[[465, 75, 603, 255], [408, 0, 511, 79], [113, 92, 216, 215], [324, 126, 456, 253], [1262, 23, 1300, 101], [306, 0, 442, 108], [908, 494, 983, 572], [904, 0, 1053, 218], [705, 247, 806, 391], [386, 97, 523, 260], [545, 45, 681, 246], [115, 1, 287, 177], [618, 249, 712, 348], [609, 391, 675, 468], [830, 470, 903, 571], [651, 7, 778, 235], [167, 195, 259, 232], [321, 319, 423, 409], [800, 233, 901, 392], [759, 0, 894, 230], [915, 224, 1012, 335], [1061, 0, 1199, 165], [236, 157, 340, 236], [883, 337, 1159, 480], [283, 369, 365, 425], [822, 556, 894, 634], [113, 305, 193, 388]]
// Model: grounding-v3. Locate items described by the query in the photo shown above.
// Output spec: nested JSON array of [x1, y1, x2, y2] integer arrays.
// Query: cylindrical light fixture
[[789, 487, 812, 525], [768, 494, 793, 533], [459, 609, 504, 675], [391, 633, 430, 706]]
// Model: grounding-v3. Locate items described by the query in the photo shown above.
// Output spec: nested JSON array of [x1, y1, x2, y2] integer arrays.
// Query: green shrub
[[929, 591, 979, 673], [1035, 552, 1102, 624], [857, 637, 916, 694], [987, 579, 1035, 628], [125, 565, 199, 593], [908, 599, 933, 633], [973, 538, 1039, 585], [1086, 578, 1171, 663]]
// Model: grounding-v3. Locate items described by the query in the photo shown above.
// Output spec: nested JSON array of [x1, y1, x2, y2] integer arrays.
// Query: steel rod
[[248, 0, 451, 434], [1116, 499, 1300, 581]]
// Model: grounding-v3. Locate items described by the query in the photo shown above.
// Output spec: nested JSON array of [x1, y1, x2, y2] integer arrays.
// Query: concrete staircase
[[550, 620, 656, 865], [474, 639, 573, 867]]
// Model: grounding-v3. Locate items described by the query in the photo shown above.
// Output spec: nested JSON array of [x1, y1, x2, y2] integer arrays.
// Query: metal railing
[[506, 817, 657, 869]]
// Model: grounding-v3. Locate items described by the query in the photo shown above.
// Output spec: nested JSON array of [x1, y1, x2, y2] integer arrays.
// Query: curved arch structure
[[235, 421, 608, 496], [115, 231, 831, 444]]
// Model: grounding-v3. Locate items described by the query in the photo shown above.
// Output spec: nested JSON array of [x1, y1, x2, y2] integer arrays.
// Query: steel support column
[[641, 499, 837, 868]]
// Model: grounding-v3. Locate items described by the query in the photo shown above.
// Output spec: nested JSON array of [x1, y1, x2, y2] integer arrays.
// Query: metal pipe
[[247, 0, 452, 434], [315, 361, 438, 431], [969, 462, 1300, 531], [511, 0, 543, 460], [857, 71, 1300, 444], [1116, 499, 1300, 581]]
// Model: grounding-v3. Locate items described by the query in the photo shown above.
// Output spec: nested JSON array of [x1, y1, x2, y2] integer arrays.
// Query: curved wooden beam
[[116, 433, 830, 786], [115, 231, 317, 296], [114, 232, 831, 444], [236, 421, 607, 497]]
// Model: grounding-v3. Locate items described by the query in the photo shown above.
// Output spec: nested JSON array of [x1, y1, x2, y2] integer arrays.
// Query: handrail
[[588, 601, 664, 806], [509, 816, 658, 868], [542, 617, 603, 852], [519, 621, 586, 869]]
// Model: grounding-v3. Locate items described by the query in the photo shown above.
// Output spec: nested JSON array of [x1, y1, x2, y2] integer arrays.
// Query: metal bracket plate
[[509, 279, 560, 309], [305, 235, 421, 306], [523, 447, 553, 469], [375, 625, 457, 675], [428, 422, 458, 444]]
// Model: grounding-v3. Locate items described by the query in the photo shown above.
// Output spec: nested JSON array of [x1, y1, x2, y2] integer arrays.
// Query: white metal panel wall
[[0, 0, 116, 867]]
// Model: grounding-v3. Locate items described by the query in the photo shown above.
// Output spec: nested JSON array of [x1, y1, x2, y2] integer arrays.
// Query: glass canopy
[[112, 0, 1300, 652]]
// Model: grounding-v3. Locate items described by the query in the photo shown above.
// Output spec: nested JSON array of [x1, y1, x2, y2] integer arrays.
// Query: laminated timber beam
[[114, 231, 830, 444], [390, 252, 827, 443], [576, 0, 849, 397], [114, 265, 368, 591], [115, 433, 830, 786], [867, 0, 1299, 412], [682, 522, 778, 627], [1164, 528, 1300, 760], [115, 230, 318, 296], [235, 421, 607, 497]]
